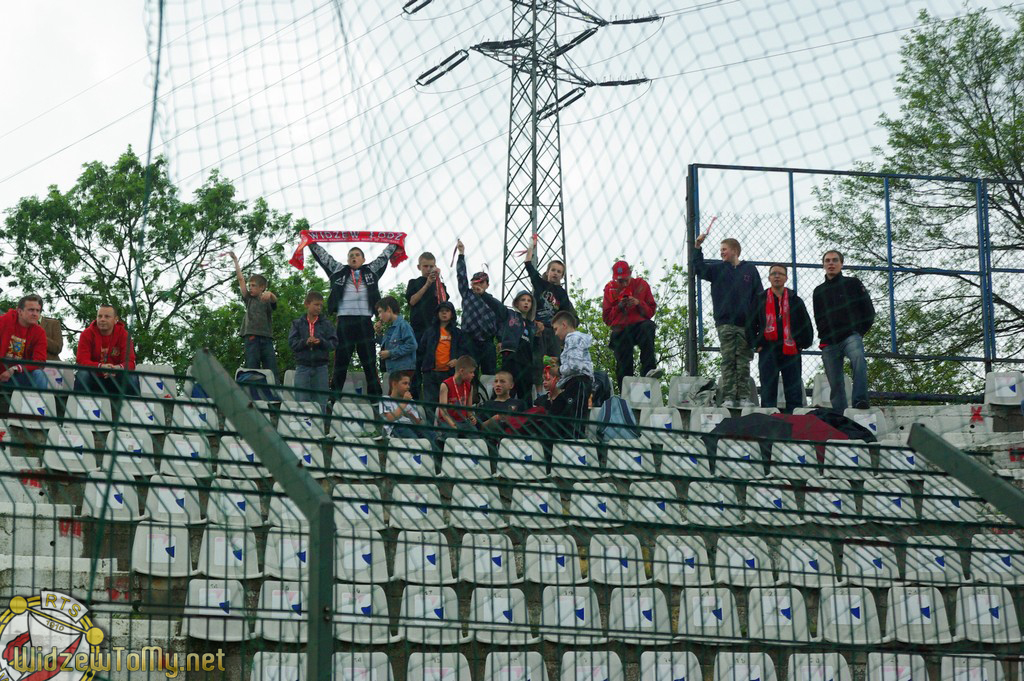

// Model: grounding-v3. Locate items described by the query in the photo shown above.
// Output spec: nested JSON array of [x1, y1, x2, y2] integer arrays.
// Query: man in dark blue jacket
[[287, 291, 339, 412], [456, 240, 506, 375], [692, 234, 763, 407]]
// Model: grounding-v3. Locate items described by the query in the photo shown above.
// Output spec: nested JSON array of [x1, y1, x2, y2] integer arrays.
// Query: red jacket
[[0, 308, 47, 373], [76, 321, 136, 370], [602, 277, 657, 329]]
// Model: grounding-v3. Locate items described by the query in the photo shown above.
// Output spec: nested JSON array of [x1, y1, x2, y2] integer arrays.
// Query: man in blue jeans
[[812, 250, 875, 411]]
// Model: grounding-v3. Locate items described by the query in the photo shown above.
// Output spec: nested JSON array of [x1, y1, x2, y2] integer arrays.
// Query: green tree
[[807, 7, 1024, 394], [0, 148, 308, 370]]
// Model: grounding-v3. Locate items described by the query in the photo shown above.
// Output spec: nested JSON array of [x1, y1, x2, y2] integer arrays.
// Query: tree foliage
[[0, 148, 309, 370], [808, 8, 1024, 394]]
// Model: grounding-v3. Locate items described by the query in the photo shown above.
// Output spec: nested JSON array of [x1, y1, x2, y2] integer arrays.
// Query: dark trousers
[[502, 345, 534, 401], [421, 369, 453, 424], [465, 336, 497, 376], [609, 320, 657, 392], [548, 375, 593, 439], [758, 349, 803, 413], [244, 335, 278, 378], [74, 369, 140, 396], [334, 316, 382, 397]]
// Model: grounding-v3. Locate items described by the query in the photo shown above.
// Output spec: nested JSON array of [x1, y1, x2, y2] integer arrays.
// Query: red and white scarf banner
[[289, 230, 409, 270], [764, 288, 798, 356]]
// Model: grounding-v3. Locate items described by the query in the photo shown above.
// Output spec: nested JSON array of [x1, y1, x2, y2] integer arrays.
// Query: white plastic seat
[[628, 481, 685, 526], [525, 534, 583, 585], [787, 654, 852, 681], [118, 397, 163, 428], [393, 530, 456, 584], [883, 585, 953, 644], [877, 444, 926, 477], [131, 522, 192, 577], [686, 480, 744, 526], [496, 438, 546, 480], [510, 484, 564, 529], [216, 435, 265, 479], [822, 439, 871, 479], [803, 478, 858, 526], [196, 527, 261, 579], [270, 484, 308, 530], [904, 535, 964, 585], [470, 586, 538, 644], [971, 534, 1024, 585], [712, 653, 777, 681], [715, 536, 774, 587], [389, 483, 446, 530], [668, 375, 714, 407], [639, 408, 684, 446], [811, 372, 852, 408], [842, 537, 899, 586], [137, 364, 176, 399], [776, 538, 838, 588], [985, 371, 1023, 406], [485, 652, 548, 681], [206, 479, 262, 527], [659, 435, 712, 480], [689, 407, 729, 433], [606, 438, 657, 478], [818, 586, 882, 644], [589, 534, 649, 586], [954, 585, 1021, 643], [653, 535, 712, 587], [278, 409, 324, 442], [561, 652, 624, 681], [254, 580, 306, 643], [862, 478, 917, 523], [335, 529, 388, 583], [332, 653, 393, 681], [568, 482, 623, 528], [921, 478, 982, 524], [342, 372, 368, 397], [252, 652, 306, 681], [42, 363, 74, 392], [844, 407, 889, 438], [441, 438, 491, 480], [623, 376, 663, 409], [180, 578, 250, 641], [332, 437, 382, 477], [104, 428, 156, 477], [81, 472, 140, 520], [770, 441, 820, 480], [7, 390, 57, 429], [640, 651, 702, 681], [172, 398, 219, 432], [607, 587, 672, 645], [331, 401, 377, 439], [459, 533, 519, 585], [408, 653, 470, 681], [65, 394, 112, 429], [386, 437, 435, 478], [677, 587, 741, 643], [940, 657, 1005, 681], [286, 439, 326, 477], [450, 483, 507, 531], [747, 587, 811, 643], [264, 527, 309, 581], [334, 583, 397, 643], [551, 440, 601, 481], [714, 438, 766, 479], [160, 432, 212, 478], [43, 424, 97, 474], [539, 585, 605, 644], [398, 584, 466, 644], [746, 482, 801, 527], [865, 654, 929, 681], [144, 474, 203, 524], [334, 483, 387, 531]]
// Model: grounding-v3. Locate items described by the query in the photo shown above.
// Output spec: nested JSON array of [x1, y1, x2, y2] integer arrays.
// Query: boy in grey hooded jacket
[[549, 310, 594, 437]]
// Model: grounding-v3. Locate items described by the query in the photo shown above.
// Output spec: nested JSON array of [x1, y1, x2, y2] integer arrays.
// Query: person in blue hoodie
[[375, 296, 417, 375], [418, 301, 465, 417], [499, 290, 536, 401]]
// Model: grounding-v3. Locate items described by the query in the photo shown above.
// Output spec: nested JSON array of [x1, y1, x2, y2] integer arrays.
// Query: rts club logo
[[0, 591, 103, 681]]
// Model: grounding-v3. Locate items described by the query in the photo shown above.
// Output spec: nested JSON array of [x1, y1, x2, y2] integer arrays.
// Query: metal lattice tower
[[412, 0, 656, 298]]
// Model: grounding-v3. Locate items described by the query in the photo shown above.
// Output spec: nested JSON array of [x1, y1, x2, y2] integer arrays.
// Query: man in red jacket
[[74, 304, 139, 395], [602, 260, 663, 391], [0, 295, 48, 390]]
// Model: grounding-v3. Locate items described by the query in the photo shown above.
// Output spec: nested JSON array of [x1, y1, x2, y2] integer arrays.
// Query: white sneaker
[[739, 398, 758, 408], [723, 399, 739, 408], [646, 368, 665, 379]]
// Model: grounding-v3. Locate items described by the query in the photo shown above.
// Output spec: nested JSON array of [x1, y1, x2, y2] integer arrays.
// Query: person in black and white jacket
[[308, 242, 397, 397]]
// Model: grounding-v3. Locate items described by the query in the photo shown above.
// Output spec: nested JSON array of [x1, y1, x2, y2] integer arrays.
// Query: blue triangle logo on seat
[[644, 390, 651, 398], [935, 555, 946, 567], [492, 555, 502, 567], [921, 606, 931, 619], [190, 450, 200, 458], [952, 498, 961, 508], [684, 557, 696, 567], [199, 413, 208, 422], [361, 552, 371, 565], [237, 500, 246, 511], [418, 505, 428, 514], [156, 381, 164, 390], [298, 551, 307, 563], [577, 455, 587, 465], [219, 601, 230, 613], [780, 607, 792, 620], [303, 454, 312, 464], [575, 608, 585, 621], [539, 503, 549, 513], [502, 609, 513, 622], [872, 557, 883, 568], [711, 608, 723, 621], [92, 409, 101, 418], [657, 501, 666, 511], [246, 453, 255, 462], [633, 455, 643, 464], [745, 558, 756, 569], [851, 607, 861, 619], [147, 414, 155, 421], [413, 454, 422, 465], [642, 609, 653, 622], [797, 455, 807, 464], [809, 559, 819, 571], [358, 454, 368, 465], [664, 423, 672, 430], [232, 548, 243, 561], [427, 553, 437, 565], [990, 606, 1000, 619], [362, 605, 373, 615], [832, 499, 843, 509], [597, 502, 608, 513], [524, 455, 533, 462], [291, 602, 302, 614], [175, 498, 185, 508], [772, 498, 783, 508], [359, 504, 370, 514], [850, 455, 859, 464], [113, 493, 124, 504], [619, 558, 629, 568], [906, 455, 915, 465], [434, 607, 444, 619], [892, 497, 903, 508], [688, 456, 699, 465], [555, 555, 565, 567], [1001, 555, 1012, 567], [165, 546, 175, 557]]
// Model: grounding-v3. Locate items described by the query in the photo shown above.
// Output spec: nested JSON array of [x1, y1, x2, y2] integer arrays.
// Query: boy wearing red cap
[[601, 260, 662, 391]]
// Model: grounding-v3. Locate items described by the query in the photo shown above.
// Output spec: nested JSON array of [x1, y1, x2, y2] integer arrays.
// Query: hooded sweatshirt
[[500, 290, 536, 351], [419, 301, 467, 372], [76, 320, 137, 370], [557, 330, 594, 387], [0, 308, 47, 374]]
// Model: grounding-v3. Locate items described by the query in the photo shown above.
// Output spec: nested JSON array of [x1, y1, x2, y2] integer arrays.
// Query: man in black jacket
[[309, 242, 397, 397], [812, 250, 875, 411], [524, 237, 574, 361], [747, 264, 813, 412]]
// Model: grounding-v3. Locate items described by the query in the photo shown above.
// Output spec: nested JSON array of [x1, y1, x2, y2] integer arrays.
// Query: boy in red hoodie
[[74, 304, 139, 395], [601, 260, 663, 392], [0, 295, 48, 390]]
